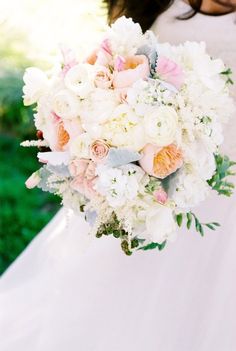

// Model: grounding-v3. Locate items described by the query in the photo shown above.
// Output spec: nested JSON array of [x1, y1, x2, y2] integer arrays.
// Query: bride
[[1, 1, 236, 350]]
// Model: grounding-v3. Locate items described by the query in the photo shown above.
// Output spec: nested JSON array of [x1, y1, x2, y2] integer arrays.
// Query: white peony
[[144, 106, 178, 147], [107, 16, 143, 56], [144, 204, 177, 243], [52, 89, 80, 119], [80, 88, 118, 124], [70, 132, 92, 159], [64, 64, 94, 98], [170, 169, 210, 209], [101, 104, 146, 151], [183, 139, 216, 180], [23, 67, 49, 106]]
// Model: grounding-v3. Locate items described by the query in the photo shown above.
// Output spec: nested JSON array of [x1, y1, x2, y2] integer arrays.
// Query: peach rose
[[94, 67, 113, 89], [90, 140, 110, 163], [56, 123, 70, 150], [113, 55, 150, 89], [156, 56, 184, 90], [70, 159, 97, 199], [139, 143, 183, 179]]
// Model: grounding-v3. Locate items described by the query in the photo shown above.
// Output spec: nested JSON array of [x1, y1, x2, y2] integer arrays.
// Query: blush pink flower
[[156, 56, 184, 90], [139, 143, 183, 179], [94, 67, 113, 89], [153, 188, 168, 205], [60, 46, 77, 77], [113, 55, 150, 89], [86, 39, 112, 67], [69, 159, 97, 199], [25, 171, 41, 189], [90, 140, 110, 163]]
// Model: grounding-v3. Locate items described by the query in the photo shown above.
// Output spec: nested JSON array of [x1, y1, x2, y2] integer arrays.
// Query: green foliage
[[145, 177, 161, 194], [208, 154, 236, 197], [0, 135, 60, 274], [0, 69, 36, 137], [139, 241, 167, 251], [221, 68, 234, 85], [175, 212, 220, 237]]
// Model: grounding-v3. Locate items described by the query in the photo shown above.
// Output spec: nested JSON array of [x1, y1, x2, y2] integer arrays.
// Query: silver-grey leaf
[[106, 148, 141, 168]]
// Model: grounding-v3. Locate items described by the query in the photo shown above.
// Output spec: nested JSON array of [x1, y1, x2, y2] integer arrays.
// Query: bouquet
[[22, 17, 236, 255]]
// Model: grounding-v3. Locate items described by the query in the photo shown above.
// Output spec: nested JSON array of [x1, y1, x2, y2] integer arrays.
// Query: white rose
[[80, 88, 118, 124], [23, 67, 49, 106], [64, 64, 94, 98], [53, 89, 80, 119], [144, 106, 178, 147], [144, 205, 177, 243], [101, 104, 146, 151], [70, 132, 92, 158]]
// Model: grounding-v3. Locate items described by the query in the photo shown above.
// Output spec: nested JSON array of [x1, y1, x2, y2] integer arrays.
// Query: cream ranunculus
[[23, 67, 49, 106], [52, 90, 80, 119], [64, 64, 94, 98], [70, 132, 92, 159], [144, 106, 178, 147], [101, 104, 146, 151], [80, 88, 118, 124]]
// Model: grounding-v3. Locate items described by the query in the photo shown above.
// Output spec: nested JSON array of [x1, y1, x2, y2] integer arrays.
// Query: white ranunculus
[[52, 90, 80, 119], [144, 106, 178, 147], [23, 67, 49, 106], [70, 132, 92, 159], [64, 64, 94, 98], [80, 88, 118, 124], [170, 169, 210, 209], [101, 104, 146, 151], [144, 205, 177, 243]]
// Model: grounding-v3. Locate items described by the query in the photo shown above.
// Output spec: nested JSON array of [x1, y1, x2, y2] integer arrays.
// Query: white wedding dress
[[1, 2, 236, 350]]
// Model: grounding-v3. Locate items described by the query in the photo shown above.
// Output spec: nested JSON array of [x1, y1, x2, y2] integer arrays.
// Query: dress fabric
[[0, 1, 236, 350]]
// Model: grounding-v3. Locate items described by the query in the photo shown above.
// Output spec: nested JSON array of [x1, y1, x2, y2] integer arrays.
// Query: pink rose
[[94, 67, 113, 89], [156, 56, 184, 90], [90, 140, 110, 163], [69, 159, 97, 199], [139, 143, 183, 179], [153, 188, 168, 205], [25, 171, 41, 189], [113, 55, 150, 89]]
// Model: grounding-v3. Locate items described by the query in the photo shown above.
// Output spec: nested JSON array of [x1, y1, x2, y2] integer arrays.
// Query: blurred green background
[[0, 0, 105, 274]]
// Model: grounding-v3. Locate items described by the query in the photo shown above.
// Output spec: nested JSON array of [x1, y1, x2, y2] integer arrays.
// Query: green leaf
[[186, 212, 192, 229], [139, 241, 167, 251], [176, 213, 183, 227]]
